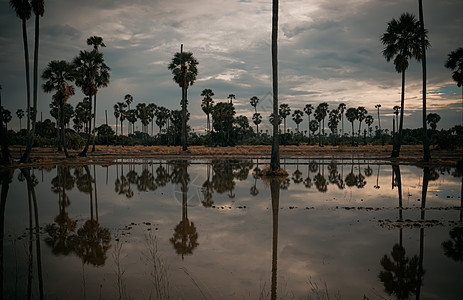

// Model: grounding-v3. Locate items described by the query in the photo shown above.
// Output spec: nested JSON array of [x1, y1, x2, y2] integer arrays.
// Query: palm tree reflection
[[270, 178, 280, 300], [170, 162, 199, 259], [0, 169, 13, 299]]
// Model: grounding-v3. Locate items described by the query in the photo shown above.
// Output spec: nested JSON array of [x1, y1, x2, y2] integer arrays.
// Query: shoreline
[[3, 144, 462, 169]]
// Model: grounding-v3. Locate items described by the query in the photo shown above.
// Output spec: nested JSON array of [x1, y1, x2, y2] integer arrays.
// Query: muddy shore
[[3, 144, 461, 169]]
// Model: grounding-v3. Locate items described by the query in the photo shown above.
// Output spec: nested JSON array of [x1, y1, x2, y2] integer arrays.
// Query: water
[[1, 159, 462, 299]]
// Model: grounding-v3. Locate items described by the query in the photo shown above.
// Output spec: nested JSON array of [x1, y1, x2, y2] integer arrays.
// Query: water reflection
[[0, 160, 461, 299]]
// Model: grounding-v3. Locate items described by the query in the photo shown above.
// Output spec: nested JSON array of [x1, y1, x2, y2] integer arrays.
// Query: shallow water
[[1, 159, 462, 299]]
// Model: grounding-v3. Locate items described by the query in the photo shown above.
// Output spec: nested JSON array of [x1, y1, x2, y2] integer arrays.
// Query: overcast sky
[[0, 0, 461, 133]]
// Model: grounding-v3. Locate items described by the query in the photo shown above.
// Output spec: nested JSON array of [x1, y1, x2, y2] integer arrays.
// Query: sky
[[0, 0, 462, 134]]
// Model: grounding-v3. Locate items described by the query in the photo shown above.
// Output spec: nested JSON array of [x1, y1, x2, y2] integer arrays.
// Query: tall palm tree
[[16, 108, 25, 130], [365, 115, 374, 138], [87, 36, 107, 152], [42, 60, 75, 158], [279, 104, 291, 143], [270, 0, 280, 172], [315, 102, 329, 146], [418, 0, 431, 162], [304, 104, 313, 139], [292, 109, 304, 132], [338, 103, 346, 139], [114, 102, 127, 135], [346, 107, 358, 146], [357, 106, 367, 137], [250, 96, 259, 114], [124, 94, 133, 110], [252, 113, 262, 135], [445, 47, 463, 112], [227, 94, 235, 104], [375, 104, 383, 145], [168, 47, 198, 151], [9, 0, 31, 134], [200, 89, 214, 133], [113, 105, 119, 135], [381, 12, 428, 158], [73, 50, 110, 156]]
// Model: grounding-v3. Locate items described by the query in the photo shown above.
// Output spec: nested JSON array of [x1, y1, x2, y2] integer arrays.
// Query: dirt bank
[[4, 144, 462, 168]]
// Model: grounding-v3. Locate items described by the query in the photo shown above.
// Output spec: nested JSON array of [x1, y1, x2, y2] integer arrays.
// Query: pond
[[1, 159, 462, 299]]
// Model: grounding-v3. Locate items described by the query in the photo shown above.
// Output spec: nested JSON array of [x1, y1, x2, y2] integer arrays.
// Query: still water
[[1, 159, 462, 299]]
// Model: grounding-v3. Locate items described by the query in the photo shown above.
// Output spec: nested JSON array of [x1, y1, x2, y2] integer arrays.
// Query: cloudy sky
[[0, 0, 461, 133]]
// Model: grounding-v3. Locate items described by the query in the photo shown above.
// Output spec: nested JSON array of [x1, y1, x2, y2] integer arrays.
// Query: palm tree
[[338, 103, 346, 139], [309, 119, 318, 144], [73, 50, 110, 156], [315, 102, 329, 146], [250, 96, 259, 114], [114, 102, 127, 135], [42, 60, 75, 158], [375, 104, 383, 145], [426, 113, 440, 131], [113, 104, 119, 135], [200, 89, 214, 133], [303, 104, 313, 139], [381, 12, 428, 158], [292, 109, 304, 132], [168, 47, 198, 151], [124, 94, 133, 110], [227, 94, 235, 104], [328, 109, 339, 142], [270, 0, 280, 172], [252, 113, 262, 136], [357, 106, 367, 137], [279, 104, 290, 145], [346, 107, 358, 146], [87, 36, 107, 152], [9, 0, 31, 134], [418, 0, 431, 162], [365, 115, 374, 138], [16, 108, 25, 130], [126, 109, 137, 134], [445, 48, 463, 109], [2, 109, 12, 131]]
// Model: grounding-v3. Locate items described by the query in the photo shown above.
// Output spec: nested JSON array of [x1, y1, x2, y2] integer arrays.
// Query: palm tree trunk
[[79, 95, 93, 157], [419, 0, 431, 162], [21, 14, 40, 163], [392, 70, 406, 158], [270, 0, 280, 172], [60, 102, 70, 158], [91, 93, 97, 152], [182, 86, 188, 151], [22, 19, 31, 135]]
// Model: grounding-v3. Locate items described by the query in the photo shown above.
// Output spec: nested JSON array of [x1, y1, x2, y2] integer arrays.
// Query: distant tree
[[292, 109, 304, 132], [357, 106, 367, 137], [201, 89, 214, 133], [269, 113, 282, 131], [426, 113, 440, 131], [124, 94, 133, 110], [42, 60, 75, 158], [114, 102, 127, 135], [136, 103, 150, 135], [328, 109, 340, 138], [250, 96, 259, 114], [2, 108, 12, 131], [126, 109, 137, 134], [252, 113, 262, 136], [304, 104, 313, 138], [375, 104, 384, 145], [381, 12, 428, 158], [227, 94, 235, 104], [16, 108, 25, 130], [365, 115, 374, 138], [113, 103, 119, 135], [212, 102, 235, 146], [309, 120, 319, 144], [314, 103, 329, 146], [155, 106, 169, 135], [279, 104, 291, 144], [168, 48, 198, 151], [338, 103, 346, 137], [75, 98, 90, 133], [346, 107, 358, 146], [96, 124, 114, 137]]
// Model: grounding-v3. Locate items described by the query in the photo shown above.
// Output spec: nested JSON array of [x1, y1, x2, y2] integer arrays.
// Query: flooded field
[[1, 159, 462, 299]]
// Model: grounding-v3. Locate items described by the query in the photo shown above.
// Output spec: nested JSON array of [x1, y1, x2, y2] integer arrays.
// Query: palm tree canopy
[[31, 0, 44, 16], [426, 113, 440, 130], [279, 104, 291, 119], [9, 0, 31, 20], [42, 60, 75, 104], [304, 104, 313, 116], [445, 47, 463, 87], [346, 107, 358, 123], [87, 36, 106, 51], [73, 50, 110, 96], [168, 51, 198, 88], [357, 106, 367, 122], [365, 115, 374, 127], [124, 94, 133, 106], [380, 12, 429, 73], [250, 96, 259, 108]]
